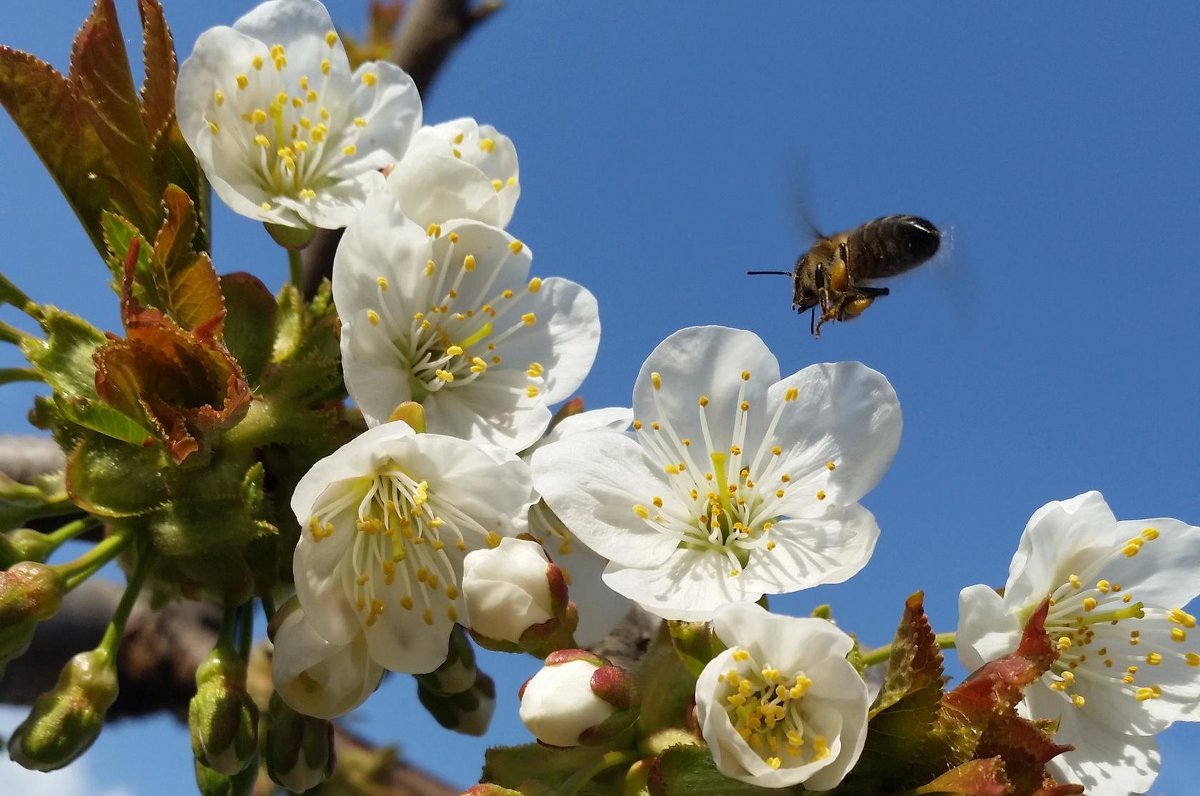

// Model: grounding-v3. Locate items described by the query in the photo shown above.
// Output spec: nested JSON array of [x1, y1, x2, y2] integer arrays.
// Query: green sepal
[[219, 273, 278, 388], [648, 745, 790, 795], [482, 743, 617, 796], [194, 755, 259, 796], [264, 693, 334, 793]]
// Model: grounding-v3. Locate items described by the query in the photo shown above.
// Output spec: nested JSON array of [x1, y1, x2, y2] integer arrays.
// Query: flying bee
[[750, 215, 941, 337]]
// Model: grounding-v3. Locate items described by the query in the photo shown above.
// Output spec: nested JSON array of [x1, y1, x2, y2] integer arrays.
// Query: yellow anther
[[375, 276, 389, 291], [1186, 653, 1200, 667], [527, 277, 543, 293], [1146, 652, 1163, 666], [1142, 527, 1159, 540], [1097, 579, 1111, 593], [508, 240, 524, 254], [507, 176, 518, 186], [527, 363, 544, 377], [633, 505, 650, 519], [400, 595, 414, 611], [526, 385, 539, 398], [1068, 574, 1082, 589], [354, 116, 367, 127], [1082, 597, 1098, 612], [651, 372, 662, 391], [1171, 628, 1186, 642], [784, 387, 798, 401], [448, 231, 460, 243], [521, 312, 536, 326], [485, 530, 502, 548], [366, 309, 380, 326], [236, 74, 249, 89], [252, 55, 263, 70], [325, 30, 338, 46], [492, 178, 503, 191], [251, 108, 267, 124], [207, 120, 219, 134], [1057, 636, 1073, 651], [321, 58, 331, 75], [462, 254, 476, 271], [816, 490, 826, 501], [1071, 694, 1086, 708], [362, 72, 378, 87], [452, 148, 462, 158], [1136, 686, 1161, 702], [741, 370, 751, 381], [445, 345, 464, 357], [426, 223, 441, 238], [502, 289, 514, 299], [260, 201, 272, 211], [1170, 609, 1196, 628], [480, 137, 496, 153], [342, 144, 357, 156]]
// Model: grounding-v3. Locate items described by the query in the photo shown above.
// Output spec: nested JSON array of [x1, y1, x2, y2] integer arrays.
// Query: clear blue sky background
[[2, 2, 1198, 793]]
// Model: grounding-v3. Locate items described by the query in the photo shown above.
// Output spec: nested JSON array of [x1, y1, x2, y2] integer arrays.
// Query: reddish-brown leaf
[[150, 186, 224, 332], [136, 0, 176, 145], [0, 46, 116, 253], [915, 757, 1010, 796], [69, 0, 159, 236]]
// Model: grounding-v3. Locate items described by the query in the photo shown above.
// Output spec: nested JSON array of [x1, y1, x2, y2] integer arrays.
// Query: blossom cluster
[[12, 0, 1182, 792]]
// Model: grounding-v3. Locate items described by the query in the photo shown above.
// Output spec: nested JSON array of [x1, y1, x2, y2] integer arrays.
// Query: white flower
[[177, 0, 421, 229], [291, 421, 533, 674], [695, 602, 869, 790], [462, 537, 555, 644], [333, 193, 600, 451], [525, 408, 635, 646], [532, 325, 900, 621], [387, 118, 520, 228], [519, 657, 615, 747], [271, 603, 382, 719], [956, 491, 1200, 795]]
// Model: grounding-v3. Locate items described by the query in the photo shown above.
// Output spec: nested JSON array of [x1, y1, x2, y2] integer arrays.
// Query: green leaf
[[152, 116, 209, 253], [55, 396, 153, 446], [20, 307, 108, 401], [220, 273, 278, 387], [648, 745, 793, 796], [0, 46, 116, 254], [482, 743, 617, 796], [101, 211, 152, 299], [69, 0, 158, 236]]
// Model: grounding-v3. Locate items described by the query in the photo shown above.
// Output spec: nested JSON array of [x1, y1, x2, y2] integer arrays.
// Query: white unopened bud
[[462, 538, 555, 643], [519, 651, 633, 748]]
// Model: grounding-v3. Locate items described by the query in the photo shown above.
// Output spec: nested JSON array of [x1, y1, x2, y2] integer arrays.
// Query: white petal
[[955, 583, 1021, 672], [532, 432, 681, 566], [1035, 688, 1162, 795], [423, 369, 551, 452], [1102, 518, 1200, 608], [633, 327, 778, 458], [603, 548, 752, 621], [740, 504, 880, 594], [272, 608, 382, 719], [766, 362, 901, 507], [362, 595, 456, 674], [1005, 491, 1119, 611], [232, 0, 350, 84]]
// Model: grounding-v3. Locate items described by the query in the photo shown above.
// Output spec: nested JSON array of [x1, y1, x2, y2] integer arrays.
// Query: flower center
[[202, 32, 376, 210], [1039, 526, 1200, 710], [719, 648, 829, 770], [629, 370, 836, 578], [362, 228, 546, 402], [306, 467, 503, 629]]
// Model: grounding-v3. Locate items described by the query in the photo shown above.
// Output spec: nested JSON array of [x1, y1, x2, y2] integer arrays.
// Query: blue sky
[[1, 1, 1198, 793]]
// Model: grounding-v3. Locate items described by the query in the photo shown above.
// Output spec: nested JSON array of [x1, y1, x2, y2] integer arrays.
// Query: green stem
[[0, 320, 33, 345], [288, 248, 303, 290], [58, 528, 135, 591], [0, 273, 37, 314], [860, 632, 957, 669], [217, 603, 239, 649], [561, 750, 639, 796], [237, 602, 253, 661], [43, 517, 101, 553], [95, 544, 154, 661], [0, 367, 42, 384]]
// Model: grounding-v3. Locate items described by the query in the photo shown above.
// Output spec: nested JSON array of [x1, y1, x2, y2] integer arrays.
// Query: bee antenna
[[746, 270, 792, 276]]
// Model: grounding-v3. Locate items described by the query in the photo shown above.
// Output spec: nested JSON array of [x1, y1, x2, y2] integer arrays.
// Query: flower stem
[[561, 749, 639, 796], [43, 517, 102, 554], [0, 367, 41, 384], [96, 543, 154, 662], [0, 273, 38, 315], [0, 320, 33, 345], [288, 248, 303, 290], [58, 528, 135, 591], [237, 602, 254, 660], [860, 632, 957, 669]]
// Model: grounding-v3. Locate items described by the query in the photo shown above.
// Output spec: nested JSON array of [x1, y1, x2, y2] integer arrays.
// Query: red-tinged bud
[[518, 651, 637, 748], [7, 649, 117, 770], [460, 785, 523, 796], [0, 561, 65, 675]]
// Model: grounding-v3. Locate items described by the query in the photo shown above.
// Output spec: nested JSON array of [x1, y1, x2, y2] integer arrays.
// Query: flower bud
[[518, 650, 636, 748], [8, 649, 117, 770], [418, 671, 496, 737], [189, 646, 259, 776], [0, 561, 66, 675], [462, 537, 576, 656], [265, 693, 335, 793], [0, 528, 54, 567], [194, 755, 259, 796]]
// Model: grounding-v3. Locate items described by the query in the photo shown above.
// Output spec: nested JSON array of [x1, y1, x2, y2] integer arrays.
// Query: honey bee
[[750, 215, 941, 336]]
